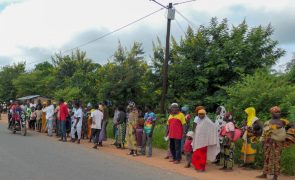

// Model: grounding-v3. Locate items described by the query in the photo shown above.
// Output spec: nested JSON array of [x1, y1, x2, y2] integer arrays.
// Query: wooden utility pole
[[151, 0, 195, 114], [160, 3, 173, 114]]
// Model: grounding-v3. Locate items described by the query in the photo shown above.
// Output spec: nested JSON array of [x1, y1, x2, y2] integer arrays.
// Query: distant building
[[17, 95, 51, 104]]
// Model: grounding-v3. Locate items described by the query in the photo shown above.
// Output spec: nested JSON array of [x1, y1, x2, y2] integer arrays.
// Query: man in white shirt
[[91, 104, 104, 149], [71, 102, 83, 144], [43, 100, 55, 136]]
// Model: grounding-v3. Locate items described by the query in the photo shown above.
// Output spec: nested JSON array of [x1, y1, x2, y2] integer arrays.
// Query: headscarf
[[215, 106, 227, 136], [198, 109, 206, 114], [245, 107, 256, 127], [270, 106, 281, 114], [195, 106, 205, 114]]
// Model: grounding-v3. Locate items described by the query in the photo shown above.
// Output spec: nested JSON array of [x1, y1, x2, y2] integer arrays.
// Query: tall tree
[[169, 18, 285, 108], [0, 62, 26, 101]]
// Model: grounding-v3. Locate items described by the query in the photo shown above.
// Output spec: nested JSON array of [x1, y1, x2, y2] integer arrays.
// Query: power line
[[150, 0, 167, 9], [61, 7, 164, 54], [173, 0, 197, 6], [175, 9, 197, 28], [175, 18, 186, 34], [3, 7, 165, 69]]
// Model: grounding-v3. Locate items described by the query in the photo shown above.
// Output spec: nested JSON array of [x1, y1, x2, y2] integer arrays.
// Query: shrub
[[224, 70, 295, 124]]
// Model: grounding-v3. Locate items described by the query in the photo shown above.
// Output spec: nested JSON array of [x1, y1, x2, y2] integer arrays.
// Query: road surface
[[0, 122, 194, 180]]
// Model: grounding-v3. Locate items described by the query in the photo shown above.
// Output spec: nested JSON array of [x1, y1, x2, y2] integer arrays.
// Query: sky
[[0, 0, 295, 70]]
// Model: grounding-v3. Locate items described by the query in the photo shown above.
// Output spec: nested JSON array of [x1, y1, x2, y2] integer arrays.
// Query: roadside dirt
[[1, 114, 293, 180]]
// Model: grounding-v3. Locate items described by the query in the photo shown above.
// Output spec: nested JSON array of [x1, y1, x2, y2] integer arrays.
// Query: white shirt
[[71, 108, 77, 124], [91, 110, 103, 129], [74, 108, 83, 128], [30, 103, 36, 108], [43, 105, 54, 120]]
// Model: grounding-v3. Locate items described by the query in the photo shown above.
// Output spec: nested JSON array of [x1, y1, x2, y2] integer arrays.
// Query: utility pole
[[150, 0, 195, 114], [160, 3, 174, 114]]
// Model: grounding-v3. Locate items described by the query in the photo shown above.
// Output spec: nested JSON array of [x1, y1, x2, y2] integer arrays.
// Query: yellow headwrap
[[245, 107, 256, 127], [198, 109, 206, 115]]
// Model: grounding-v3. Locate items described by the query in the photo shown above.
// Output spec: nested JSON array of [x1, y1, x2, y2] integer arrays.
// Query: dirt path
[[1, 114, 293, 180]]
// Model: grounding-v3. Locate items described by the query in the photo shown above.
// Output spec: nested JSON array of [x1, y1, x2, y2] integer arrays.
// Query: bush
[[224, 70, 295, 125], [281, 146, 295, 175]]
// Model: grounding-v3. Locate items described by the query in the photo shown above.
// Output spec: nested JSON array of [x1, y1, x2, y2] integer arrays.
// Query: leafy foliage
[[224, 70, 295, 124]]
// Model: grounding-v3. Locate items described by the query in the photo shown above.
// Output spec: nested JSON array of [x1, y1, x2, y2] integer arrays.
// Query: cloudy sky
[[0, 0, 295, 70]]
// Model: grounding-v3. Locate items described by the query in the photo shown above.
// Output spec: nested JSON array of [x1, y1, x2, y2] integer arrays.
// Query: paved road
[[0, 122, 193, 180]]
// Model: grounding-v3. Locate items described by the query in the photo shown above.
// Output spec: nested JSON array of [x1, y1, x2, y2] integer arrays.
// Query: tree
[[96, 42, 152, 106], [168, 18, 285, 109], [13, 61, 55, 98], [51, 49, 100, 103], [0, 62, 26, 101], [224, 70, 295, 124]]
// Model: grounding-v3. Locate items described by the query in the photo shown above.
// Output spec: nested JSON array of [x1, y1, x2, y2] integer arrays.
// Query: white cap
[[170, 103, 179, 108], [186, 131, 194, 138]]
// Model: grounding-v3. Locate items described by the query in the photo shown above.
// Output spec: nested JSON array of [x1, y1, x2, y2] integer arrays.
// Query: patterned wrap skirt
[[263, 138, 284, 176]]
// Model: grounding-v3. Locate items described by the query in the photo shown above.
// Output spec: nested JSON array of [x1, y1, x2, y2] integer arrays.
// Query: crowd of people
[[167, 104, 295, 180], [6, 99, 295, 180]]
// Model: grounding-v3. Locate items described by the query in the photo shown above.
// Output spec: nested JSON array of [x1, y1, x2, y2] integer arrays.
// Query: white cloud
[[0, 0, 294, 69]]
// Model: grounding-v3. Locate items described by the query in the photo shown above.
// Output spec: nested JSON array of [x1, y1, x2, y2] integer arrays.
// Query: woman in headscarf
[[192, 106, 205, 131], [125, 102, 139, 156], [257, 106, 290, 180], [240, 107, 263, 167], [192, 109, 219, 172], [214, 106, 226, 164], [219, 112, 235, 171]]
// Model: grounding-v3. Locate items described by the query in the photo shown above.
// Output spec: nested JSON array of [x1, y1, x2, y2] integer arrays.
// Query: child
[[184, 131, 194, 168]]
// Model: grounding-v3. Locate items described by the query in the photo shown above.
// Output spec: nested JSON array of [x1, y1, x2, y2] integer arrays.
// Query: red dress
[[192, 146, 208, 171]]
